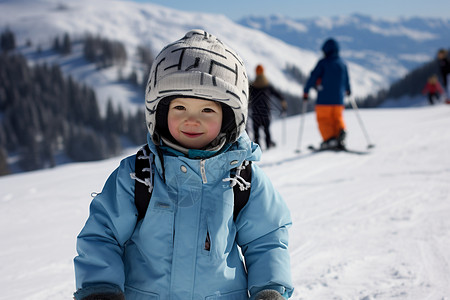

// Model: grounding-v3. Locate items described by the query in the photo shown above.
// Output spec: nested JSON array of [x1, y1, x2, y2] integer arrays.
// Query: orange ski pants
[[315, 104, 346, 141]]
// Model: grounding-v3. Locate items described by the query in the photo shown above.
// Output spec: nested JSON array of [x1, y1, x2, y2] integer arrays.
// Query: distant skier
[[437, 48, 450, 103], [249, 64, 287, 149], [422, 75, 444, 105], [303, 38, 351, 150]]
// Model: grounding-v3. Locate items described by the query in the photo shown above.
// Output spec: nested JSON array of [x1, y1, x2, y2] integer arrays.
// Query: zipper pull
[[200, 160, 207, 183]]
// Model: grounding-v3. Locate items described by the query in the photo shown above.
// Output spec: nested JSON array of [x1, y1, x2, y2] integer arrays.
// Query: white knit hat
[[145, 29, 249, 145]]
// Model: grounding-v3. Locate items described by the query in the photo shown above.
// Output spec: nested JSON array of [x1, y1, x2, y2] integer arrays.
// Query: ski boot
[[336, 129, 347, 150], [267, 141, 276, 150], [320, 137, 338, 150]]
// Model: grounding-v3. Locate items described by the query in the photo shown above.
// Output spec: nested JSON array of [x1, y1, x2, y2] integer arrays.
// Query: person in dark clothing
[[437, 48, 450, 102], [249, 64, 287, 149], [303, 38, 351, 150]]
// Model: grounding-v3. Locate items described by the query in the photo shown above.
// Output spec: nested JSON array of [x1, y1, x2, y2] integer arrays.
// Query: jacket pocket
[[124, 285, 159, 299], [205, 289, 248, 299]]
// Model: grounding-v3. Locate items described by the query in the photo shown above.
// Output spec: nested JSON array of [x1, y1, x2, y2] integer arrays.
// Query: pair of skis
[[306, 145, 370, 155], [295, 97, 375, 155]]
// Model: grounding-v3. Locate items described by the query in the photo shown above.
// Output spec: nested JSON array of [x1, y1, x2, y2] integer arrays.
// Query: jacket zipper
[[204, 231, 211, 251], [200, 161, 209, 253], [200, 159, 207, 183]]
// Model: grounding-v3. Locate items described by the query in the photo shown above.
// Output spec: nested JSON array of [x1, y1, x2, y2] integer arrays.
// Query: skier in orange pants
[[303, 38, 351, 150], [315, 105, 346, 143]]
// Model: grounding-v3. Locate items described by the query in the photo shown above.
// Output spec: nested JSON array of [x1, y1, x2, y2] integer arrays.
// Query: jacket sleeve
[[74, 156, 138, 296], [235, 164, 294, 298], [304, 60, 324, 94], [268, 84, 284, 101]]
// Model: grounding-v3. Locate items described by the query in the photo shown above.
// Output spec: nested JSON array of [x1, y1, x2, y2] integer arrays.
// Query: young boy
[[73, 30, 294, 300]]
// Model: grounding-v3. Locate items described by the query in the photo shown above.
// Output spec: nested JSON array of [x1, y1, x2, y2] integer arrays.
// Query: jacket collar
[[146, 131, 261, 179]]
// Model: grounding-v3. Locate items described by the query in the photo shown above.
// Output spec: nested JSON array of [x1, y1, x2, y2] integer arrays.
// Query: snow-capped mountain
[[0, 0, 387, 113], [239, 14, 450, 82]]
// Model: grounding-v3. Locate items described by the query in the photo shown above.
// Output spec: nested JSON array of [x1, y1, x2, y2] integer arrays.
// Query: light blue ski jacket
[[74, 132, 293, 299]]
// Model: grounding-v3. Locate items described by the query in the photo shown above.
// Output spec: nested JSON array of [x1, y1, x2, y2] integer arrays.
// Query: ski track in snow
[[1, 104, 450, 299], [257, 104, 450, 299]]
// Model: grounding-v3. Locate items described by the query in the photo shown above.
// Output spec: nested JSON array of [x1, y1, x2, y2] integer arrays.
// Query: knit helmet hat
[[145, 29, 249, 146]]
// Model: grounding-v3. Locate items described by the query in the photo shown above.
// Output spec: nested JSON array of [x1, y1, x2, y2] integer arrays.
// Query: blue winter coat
[[74, 132, 293, 300], [304, 38, 351, 105]]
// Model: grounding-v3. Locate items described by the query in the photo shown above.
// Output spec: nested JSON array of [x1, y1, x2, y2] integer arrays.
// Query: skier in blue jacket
[[303, 38, 351, 150], [74, 30, 294, 300]]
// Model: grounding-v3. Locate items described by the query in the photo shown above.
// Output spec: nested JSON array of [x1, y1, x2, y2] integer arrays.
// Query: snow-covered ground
[[1, 99, 450, 299]]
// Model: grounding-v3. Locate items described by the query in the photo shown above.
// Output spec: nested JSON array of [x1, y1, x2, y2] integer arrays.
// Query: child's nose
[[185, 113, 200, 124]]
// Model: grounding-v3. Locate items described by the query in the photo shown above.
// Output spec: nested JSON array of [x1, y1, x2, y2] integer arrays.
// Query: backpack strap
[[132, 144, 154, 222], [232, 161, 252, 221], [132, 148, 252, 222]]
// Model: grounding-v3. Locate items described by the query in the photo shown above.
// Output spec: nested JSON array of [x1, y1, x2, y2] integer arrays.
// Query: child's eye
[[173, 105, 185, 110], [202, 108, 216, 113]]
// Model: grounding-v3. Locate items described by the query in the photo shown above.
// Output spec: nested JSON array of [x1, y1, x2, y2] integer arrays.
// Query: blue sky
[[127, 0, 450, 20]]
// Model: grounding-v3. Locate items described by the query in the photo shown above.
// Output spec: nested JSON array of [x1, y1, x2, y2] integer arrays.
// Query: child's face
[[168, 97, 223, 149]]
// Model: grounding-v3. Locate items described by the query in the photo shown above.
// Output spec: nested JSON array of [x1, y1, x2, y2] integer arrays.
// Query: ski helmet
[[145, 29, 249, 145]]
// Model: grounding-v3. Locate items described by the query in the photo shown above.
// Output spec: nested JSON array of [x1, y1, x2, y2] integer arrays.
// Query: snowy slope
[[0, 0, 386, 114], [1, 99, 450, 299]]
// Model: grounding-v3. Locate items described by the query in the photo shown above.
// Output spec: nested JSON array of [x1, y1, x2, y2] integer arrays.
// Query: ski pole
[[349, 97, 375, 149], [295, 100, 308, 153], [281, 111, 287, 145]]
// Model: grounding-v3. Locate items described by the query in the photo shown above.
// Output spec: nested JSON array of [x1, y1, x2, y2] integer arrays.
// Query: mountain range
[[2, 0, 448, 113], [239, 14, 450, 82]]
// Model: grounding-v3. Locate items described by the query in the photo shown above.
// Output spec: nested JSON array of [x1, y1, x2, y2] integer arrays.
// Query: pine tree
[[137, 45, 154, 66], [0, 122, 6, 148], [0, 28, 16, 53], [53, 36, 60, 52], [115, 104, 126, 134], [129, 69, 138, 86], [127, 109, 146, 145], [62, 33, 71, 55], [83, 35, 127, 69], [0, 146, 9, 176], [285, 63, 307, 85]]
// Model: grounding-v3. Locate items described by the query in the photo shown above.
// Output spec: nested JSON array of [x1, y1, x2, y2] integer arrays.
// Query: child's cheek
[[168, 118, 180, 140], [207, 122, 222, 140]]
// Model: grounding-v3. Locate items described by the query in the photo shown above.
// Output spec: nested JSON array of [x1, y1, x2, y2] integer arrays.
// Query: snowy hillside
[[239, 14, 450, 82], [1, 99, 450, 299], [0, 0, 386, 114]]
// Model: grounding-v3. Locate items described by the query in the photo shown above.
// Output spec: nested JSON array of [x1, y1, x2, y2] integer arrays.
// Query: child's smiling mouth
[[182, 131, 203, 138]]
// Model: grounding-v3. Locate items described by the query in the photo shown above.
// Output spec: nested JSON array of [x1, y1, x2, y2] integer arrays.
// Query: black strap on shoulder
[[134, 150, 252, 222], [134, 144, 152, 222], [233, 161, 252, 221]]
